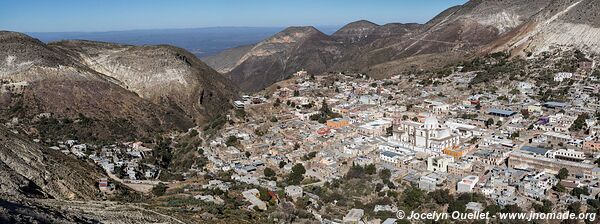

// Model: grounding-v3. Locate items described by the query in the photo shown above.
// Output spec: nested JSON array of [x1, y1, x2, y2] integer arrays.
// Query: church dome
[[424, 116, 439, 129]]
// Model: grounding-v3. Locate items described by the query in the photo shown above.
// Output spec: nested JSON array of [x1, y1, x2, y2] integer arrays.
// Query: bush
[[152, 183, 167, 196]]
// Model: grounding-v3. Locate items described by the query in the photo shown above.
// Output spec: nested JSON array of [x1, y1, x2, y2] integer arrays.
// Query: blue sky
[[0, 0, 468, 32]]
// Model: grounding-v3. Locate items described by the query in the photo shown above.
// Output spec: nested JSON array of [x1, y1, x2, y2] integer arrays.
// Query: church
[[392, 115, 460, 153]]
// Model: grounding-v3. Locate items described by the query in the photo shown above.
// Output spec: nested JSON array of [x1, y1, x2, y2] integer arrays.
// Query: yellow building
[[326, 118, 349, 129], [443, 145, 469, 159]]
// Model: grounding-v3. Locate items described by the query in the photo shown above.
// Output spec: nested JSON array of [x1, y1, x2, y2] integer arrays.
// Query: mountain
[[224, 26, 344, 92], [52, 40, 238, 124], [0, 31, 237, 141], [206, 0, 600, 92], [331, 20, 380, 44]]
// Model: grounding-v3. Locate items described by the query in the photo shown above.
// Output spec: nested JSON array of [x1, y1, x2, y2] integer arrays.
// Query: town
[[25, 50, 600, 223]]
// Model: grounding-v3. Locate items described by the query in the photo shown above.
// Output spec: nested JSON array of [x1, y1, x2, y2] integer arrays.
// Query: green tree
[[264, 167, 276, 177], [365, 164, 376, 175], [485, 118, 494, 127], [379, 169, 391, 183], [274, 98, 281, 107], [152, 183, 167, 196], [557, 168, 569, 180], [429, 189, 453, 205]]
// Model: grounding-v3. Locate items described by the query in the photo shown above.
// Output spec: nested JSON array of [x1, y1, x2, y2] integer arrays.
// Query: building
[[550, 148, 585, 162], [508, 146, 595, 179], [419, 172, 447, 191], [285, 185, 303, 201], [488, 108, 516, 117], [427, 155, 454, 172], [343, 209, 364, 224], [443, 145, 470, 159], [554, 72, 573, 82], [233, 100, 245, 109], [358, 119, 392, 136], [380, 151, 403, 166], [326, 118, 349, 129], [99, 178, 109, 192], [447, 161, 473, 177], [394, 115, 460, 152], [466, 202, 483, 212], [583, 141, 600, 151], [543, 101, 568, 109], [457, 175, 479, 193], [242, 189, 267, 211]]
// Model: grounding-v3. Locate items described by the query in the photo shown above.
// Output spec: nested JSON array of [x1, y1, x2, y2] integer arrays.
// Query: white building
[[380, 151, 402, 165], [457, 175, 479, 193], [554, 72, 573, 82], [394, 115, 460, 152], [427, 155, 455, 172], [343, 209, 364, 224], [285, 185, 303, 200]]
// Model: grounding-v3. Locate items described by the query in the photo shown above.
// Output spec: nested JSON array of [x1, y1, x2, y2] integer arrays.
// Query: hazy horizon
[[0, 0, 467, 33]]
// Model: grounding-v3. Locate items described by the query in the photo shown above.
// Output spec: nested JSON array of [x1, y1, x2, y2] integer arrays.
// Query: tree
[[365, 164, 376, 175], [402, 186, 426, 209], [152, 183, 167, 196], [386, 125, 394, 136], [292, 163, 306, 175], [557, 168, 569, 180], [533, 199, 553, 213], [485, 118, 494, 127], [521, 109, 530, 119], [287, 163, 306, 185], [225, 136, 239, 147], [264, 167, 276, 177], [379, 169, 391, 183], [274, 98, 281, 107], [570, 113, 589, 132], [571, 187, 589, 198], [278, 161, 287, 169], [554, 182, 566, 193], [293, 90, 300, 97], [429, 189, 453, 205]]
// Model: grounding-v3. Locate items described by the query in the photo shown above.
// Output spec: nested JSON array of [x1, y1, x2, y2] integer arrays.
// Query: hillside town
[[18, 50, 600, 223]]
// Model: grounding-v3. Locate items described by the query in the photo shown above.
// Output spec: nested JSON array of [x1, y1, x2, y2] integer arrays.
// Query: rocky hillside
[[202, 44, 254, 73], [0, 31, 237, 141], [205, 0, 600, 92], [226, 26, 344, 92], [0, 126, 104, 200], [52, 40, 238, 124], [487, 0, 600, 56]]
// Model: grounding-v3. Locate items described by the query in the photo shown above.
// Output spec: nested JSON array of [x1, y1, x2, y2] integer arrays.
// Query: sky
[[0, 0, 468, 32]]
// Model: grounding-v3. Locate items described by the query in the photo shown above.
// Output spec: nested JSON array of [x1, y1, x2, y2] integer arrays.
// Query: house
[[233, 100, 245, 109], [466, 202, 483, 212], [99, 178, 109, 192], [242, 189, 267, 211], [327, 118, 350, 129], [554, 72, 573, 82], [457, 175, 479, 193], [343, 209, 364, 224], [380, 151, 403, 165], [419, 172, 447, 191], [488, 108, 516, 117], [358, 119, 392, 136], [285, 185, 303, 200], [427, 155, 454, 172]]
